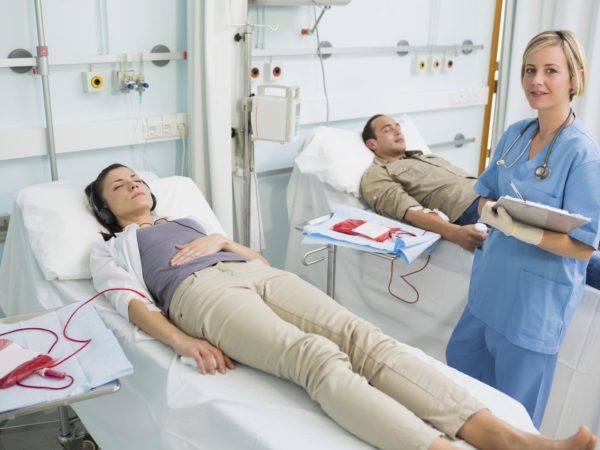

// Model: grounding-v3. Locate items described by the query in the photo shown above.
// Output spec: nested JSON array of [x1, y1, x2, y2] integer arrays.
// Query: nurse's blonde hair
[[521, 30, 587, 100]]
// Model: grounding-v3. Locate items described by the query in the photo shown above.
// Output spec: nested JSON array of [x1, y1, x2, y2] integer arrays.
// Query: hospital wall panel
[[0, 0, 187, 261]]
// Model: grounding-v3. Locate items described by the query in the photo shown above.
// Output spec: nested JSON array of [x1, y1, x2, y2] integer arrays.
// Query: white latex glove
[[480, 202, 544, 245]]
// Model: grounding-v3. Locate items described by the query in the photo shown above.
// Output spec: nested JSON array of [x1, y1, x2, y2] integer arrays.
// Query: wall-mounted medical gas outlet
[[250, 66, 262, 81], [82, 72, 107, 93], [264, 62, 283, 81], [0, 213, 9, 244], [441, 56, 454, 72], [412, 56, 427, 74], [113, 70, 149, 93]]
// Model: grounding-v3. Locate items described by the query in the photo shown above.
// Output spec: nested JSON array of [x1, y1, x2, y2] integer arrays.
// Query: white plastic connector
[[430, 57, 442, 73]]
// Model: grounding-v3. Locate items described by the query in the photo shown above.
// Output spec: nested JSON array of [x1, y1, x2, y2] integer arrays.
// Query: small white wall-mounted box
[[82, 71, 107, 93], [251, 85, 300, 144]]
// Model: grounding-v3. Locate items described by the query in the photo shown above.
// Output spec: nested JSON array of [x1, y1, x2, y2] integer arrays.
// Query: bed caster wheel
[[79, 433, 99, 450], [59, 432, 99, 450]]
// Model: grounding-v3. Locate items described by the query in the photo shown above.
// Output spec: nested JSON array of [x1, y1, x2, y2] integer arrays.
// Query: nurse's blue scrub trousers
[[446, 307, 558, 428]]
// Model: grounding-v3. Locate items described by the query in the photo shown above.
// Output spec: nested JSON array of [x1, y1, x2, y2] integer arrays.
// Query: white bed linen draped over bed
[[187, 0, 248, 238], [0, 178, 538, 449], [493, 0, 600, 152], [285, 166, 600, 440]]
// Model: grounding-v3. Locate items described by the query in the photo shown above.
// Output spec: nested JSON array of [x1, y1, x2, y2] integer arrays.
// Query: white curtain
[[187, 0, 248, 237], [493, 0, 600, 152]]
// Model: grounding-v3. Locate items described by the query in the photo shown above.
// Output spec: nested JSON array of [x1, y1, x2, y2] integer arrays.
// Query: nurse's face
[[522, 44, 574, 112]]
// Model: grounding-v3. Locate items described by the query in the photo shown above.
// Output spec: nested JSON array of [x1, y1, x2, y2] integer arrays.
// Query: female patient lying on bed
[[84, 163, 596, 450]]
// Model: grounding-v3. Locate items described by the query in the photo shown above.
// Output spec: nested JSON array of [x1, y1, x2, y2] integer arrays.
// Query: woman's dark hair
[[361, 114, 384, 144], [85, 163, 156, 241]]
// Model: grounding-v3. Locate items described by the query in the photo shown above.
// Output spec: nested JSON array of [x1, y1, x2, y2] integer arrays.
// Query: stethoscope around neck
[[496, 109, 574, 180]]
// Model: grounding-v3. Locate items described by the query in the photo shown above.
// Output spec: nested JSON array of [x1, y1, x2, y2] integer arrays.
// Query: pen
[[509, 180, 525, 202]]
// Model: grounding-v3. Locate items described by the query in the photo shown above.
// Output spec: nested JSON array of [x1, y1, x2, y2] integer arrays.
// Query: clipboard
[[494, 195, 591, 233]]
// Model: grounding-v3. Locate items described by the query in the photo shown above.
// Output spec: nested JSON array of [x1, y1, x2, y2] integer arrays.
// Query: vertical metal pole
[[34, 0, 59, 181], [57, 405, 71, 439], [326, 244, 337, 299], [241, 25, 254, 247]]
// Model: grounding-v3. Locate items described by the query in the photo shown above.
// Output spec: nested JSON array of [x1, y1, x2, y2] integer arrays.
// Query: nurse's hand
[[171, 234, 228, 266], [173, 334, 236, 375], [480, 203, 543, 245]]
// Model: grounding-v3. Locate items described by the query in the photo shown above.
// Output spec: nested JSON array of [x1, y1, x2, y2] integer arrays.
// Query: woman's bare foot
[[523, 426, 596, 450], [456, 409, 596, 450]]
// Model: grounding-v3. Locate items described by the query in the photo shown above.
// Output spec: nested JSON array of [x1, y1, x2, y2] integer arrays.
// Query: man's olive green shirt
[[359, 152, 478, 223]]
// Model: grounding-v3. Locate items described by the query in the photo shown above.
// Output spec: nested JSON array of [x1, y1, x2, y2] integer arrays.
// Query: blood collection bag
[[0, 339, 54, 388], [332, 219, 402, 242]]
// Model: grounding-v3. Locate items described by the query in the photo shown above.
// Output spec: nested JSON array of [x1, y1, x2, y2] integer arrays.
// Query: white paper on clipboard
[[494, 195, 591, 233]]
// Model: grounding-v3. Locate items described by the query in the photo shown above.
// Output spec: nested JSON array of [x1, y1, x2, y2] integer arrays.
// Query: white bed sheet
[[0, 176, 537, 449], [285, 165, 600, 439]]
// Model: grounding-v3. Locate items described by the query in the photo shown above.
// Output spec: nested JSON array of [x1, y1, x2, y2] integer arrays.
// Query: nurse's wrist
[[508, 222, 544, 245]]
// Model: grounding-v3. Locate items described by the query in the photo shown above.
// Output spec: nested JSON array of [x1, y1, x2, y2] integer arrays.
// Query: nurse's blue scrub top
[[469, 117, 600, 354]]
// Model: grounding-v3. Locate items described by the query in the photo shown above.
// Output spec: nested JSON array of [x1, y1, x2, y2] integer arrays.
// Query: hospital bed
[[284, 120, 600, 438], [0, 173, 537, 449]]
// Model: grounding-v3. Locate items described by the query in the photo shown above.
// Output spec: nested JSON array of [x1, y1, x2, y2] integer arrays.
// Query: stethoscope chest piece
[[534, 164, 551, 180]]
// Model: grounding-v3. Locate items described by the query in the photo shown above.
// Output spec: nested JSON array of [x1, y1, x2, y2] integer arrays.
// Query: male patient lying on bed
[[84, 163, 596, 450], [360, 114, 600, 290], [360, 114, 485, 253]]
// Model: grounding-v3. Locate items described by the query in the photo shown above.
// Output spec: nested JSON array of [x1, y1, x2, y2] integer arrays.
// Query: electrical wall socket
[[0, 213, 10, 244], [144, 115, 187, 140], [449, 88, 481, 106]]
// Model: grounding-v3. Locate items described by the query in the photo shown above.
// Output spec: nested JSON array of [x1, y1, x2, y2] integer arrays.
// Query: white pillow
[[17, 175, 221, 281], [294, 115, 430, 197]]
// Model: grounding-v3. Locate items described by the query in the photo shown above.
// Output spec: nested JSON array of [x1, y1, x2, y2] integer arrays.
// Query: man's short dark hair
[[362, 114, 384, 144]]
